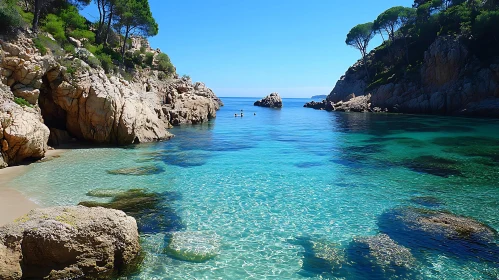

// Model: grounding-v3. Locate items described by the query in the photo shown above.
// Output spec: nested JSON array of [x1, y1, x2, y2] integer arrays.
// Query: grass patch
[[14, 97, 33, 107]]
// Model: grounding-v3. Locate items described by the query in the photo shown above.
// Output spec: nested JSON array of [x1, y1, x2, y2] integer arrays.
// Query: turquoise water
[[9, 97, 499, 279]]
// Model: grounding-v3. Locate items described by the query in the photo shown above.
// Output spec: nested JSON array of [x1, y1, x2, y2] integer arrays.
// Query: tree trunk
[[96, 0, 107, 44], [104, 5, 114, 46], [32, 0, 41, 32], [121, 27, 130, 63], [361, 50, 371, 81]]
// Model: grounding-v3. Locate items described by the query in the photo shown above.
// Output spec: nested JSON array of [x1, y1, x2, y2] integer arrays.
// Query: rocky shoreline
[[0, 33, 222, 168], [306, 36, 499, 117]]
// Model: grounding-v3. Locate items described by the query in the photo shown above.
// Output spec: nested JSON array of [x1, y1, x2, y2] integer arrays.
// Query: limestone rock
[[0, 84, 49, 166], [254, 92, 283, 108], [0, 206, 141, 280], [325, 35, 499, 117], [332, 94, 372, 112]]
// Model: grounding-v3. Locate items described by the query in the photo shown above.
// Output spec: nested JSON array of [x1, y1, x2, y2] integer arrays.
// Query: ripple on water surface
[[9, 98, 499, 279]]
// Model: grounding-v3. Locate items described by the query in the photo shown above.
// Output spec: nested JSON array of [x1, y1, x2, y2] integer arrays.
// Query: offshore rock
[[0, 206, 140, 280], [254, 92, 283, 108]]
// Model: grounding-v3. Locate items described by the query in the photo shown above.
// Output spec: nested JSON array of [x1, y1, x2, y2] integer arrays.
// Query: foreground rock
[[378, 207, 499, 262], [0, 206, 141, 280], [304, 94, 386, 113], [165, 231, 221, 262], [254, 92, 283, 108]]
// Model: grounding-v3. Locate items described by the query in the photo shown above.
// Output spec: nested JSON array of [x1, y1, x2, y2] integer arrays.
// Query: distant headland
[[311, 95, 327, 99]]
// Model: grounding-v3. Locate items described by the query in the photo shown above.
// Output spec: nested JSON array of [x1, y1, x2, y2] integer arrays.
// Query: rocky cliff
[[326, 36, 499, 117], [0, 33, 222, 167]]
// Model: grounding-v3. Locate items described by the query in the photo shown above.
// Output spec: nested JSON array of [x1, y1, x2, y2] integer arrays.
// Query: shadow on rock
[[378, 207, 499, 263], [79, 189, 183, 234]]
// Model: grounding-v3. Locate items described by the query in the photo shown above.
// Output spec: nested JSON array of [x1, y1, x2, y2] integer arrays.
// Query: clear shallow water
[[9, 97, 499, 279]]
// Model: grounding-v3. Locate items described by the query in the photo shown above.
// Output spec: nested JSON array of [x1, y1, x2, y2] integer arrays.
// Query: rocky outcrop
[[304, 94, 385, 113], [324, 36, 499, 117], [0, 206, 141, 280], [165, 231, 221, 262], [254, 92, 283, 108], [0, 83, 49, 167], [0, 33, 221, 167]]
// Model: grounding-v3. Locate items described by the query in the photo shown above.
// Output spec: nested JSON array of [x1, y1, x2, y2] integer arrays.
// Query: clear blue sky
[[82, 0, 414, 98]]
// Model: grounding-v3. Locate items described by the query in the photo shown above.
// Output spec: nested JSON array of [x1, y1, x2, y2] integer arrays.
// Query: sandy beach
[[0, 149, 67, 226]]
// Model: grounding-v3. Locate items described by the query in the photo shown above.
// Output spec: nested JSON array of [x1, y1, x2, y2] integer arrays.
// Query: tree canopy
[[346, 22, 375, 79]]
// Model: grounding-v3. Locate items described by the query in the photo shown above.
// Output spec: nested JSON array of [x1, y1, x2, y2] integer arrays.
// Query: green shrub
[[84, 42, 103, 56], [157, 72, 166, 81], [42, 14, 66, 42], [182, 74, 191, 80], [14, 97, 32, 107], [156, 53, 175, 75], [96, 53, 113, 73], [87, 55, 101, 69], [18, 8, 33, 25], [63, 43, 75, 54], [140, 46, 146, 53], [33, 38, 48, 55], [145, 52, 154, 66], [69, 29, 96, 43], [132, 50, 143, 65], [60, 5, 86, 32], [0, 1, 22, 33]]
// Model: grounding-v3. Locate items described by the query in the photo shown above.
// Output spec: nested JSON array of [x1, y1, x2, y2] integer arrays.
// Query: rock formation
[[254, 92, 283, 108], [322, 36, 499, 117], [0, 206, 141, 280], [0, 33, 222, 167]]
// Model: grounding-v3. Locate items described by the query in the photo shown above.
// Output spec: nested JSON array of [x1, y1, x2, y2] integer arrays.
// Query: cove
[[9, 98, 499, 279]]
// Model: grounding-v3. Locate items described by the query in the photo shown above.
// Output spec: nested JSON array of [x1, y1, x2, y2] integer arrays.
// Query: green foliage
[[63, 43, 75, 54], [182, 74, 191, 80], [346, 22, 375, 60], [473, 10, 499, 39], [69, 29, 96, 43], [157, 71, 167, 80], [42, 14, 66, 42], [96, 53, 113, 73], [0, 1, 22, 33], [33, 38, 48, 55], [156, 53, 175, 75], [14, 97, 32, 108], [16, 7, 34, 26], [145, 52, 154, 66], [60, 5, 86, 32], [132, 50, 144, 65], [87, 55, 101, 68]]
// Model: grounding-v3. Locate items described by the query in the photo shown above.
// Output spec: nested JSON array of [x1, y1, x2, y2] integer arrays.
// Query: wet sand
[[0, 149, 67, 226]]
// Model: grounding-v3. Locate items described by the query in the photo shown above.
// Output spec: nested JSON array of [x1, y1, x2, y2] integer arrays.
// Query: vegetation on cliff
[[1, 0, 174, 79], [345, 0, 499, 90]]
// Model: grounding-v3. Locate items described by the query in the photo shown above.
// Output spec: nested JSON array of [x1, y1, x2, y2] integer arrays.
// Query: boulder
[[0, 206, 141, 280], [378, 207, 499, 262], [165, 231, 221, 262], [349, 234, 415, 269], [254, 92, 283, 108], [332, 94, 372, 112]]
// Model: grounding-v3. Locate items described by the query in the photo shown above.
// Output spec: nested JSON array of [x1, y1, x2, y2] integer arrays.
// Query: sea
[[9, 97, 499, 279]]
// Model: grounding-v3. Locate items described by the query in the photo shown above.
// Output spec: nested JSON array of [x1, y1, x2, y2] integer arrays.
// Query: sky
[[82, 0, 414, 98]]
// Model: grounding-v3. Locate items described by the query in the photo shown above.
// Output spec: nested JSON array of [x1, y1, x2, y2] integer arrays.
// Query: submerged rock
[[350, 234, 415, 268], [292, 237, 345, 277], [402, 155, 462, 177], [107, 165, 164, 176], [345, 234, 417, 279], [0, 206, 140, 280], [80, 189, 183, 234], [165, 231, 221, 262], [378, 207, 499, 262], [409, 196, 444, 207], [254, 92, 283, 108]]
